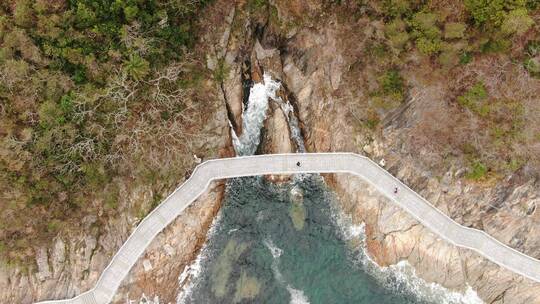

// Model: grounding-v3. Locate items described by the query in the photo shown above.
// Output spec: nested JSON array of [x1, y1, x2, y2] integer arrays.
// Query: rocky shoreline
[[112, 181, 226, 304], [207, 1, 540, 302], [3, 1, 539, 303]]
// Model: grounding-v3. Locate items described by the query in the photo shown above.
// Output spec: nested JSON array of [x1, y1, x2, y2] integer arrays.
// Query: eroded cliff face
[[0, 68, 232, 303], [271, 4, 540, 304], [5, 1, 539, 303], [203, 1, 540, 303], [112, 181, 226, 304]]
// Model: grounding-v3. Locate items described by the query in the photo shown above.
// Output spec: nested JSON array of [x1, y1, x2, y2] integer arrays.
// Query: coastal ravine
[[180, 175, 433, 303], [177, 75, 483, 304]]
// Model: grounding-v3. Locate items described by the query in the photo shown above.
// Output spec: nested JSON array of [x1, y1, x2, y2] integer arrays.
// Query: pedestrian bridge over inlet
[[36, 153, 540, 304]]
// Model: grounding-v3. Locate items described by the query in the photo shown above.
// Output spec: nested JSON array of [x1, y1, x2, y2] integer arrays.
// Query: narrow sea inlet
[[176, 73, 482, 304], [180, 175, 426, 304]]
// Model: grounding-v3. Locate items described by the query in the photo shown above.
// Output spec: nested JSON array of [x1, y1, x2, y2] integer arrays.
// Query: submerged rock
[[233, 271, 261, 303]]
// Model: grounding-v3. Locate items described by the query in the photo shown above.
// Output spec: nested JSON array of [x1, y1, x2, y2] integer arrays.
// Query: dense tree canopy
[[0, 0, 210, 264]]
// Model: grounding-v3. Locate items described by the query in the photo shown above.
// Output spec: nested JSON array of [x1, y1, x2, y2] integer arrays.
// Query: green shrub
[[124, 54, 150, 81], [410, 12, 439, 32], [74, 2, 98, 29], [248, 0, 269, 10], [124, 5, 140, 22], [410, 11, 443, 55], [524, 40, 540, 77], [385, 19, 407, 36], [481, 37, 511, 53], [526, 40, 540, 56], [13, 0, 34, 28], [457, 82, 489, 114], [467, 161, 488, 180], [385, 19, 410, 50], [59, 94, 74, 117], [438, 50, 459, 67], [464, 0, 533, 38], [82, 163, 108, 188], [524, 58, 540, 77], [379, 69, 404, 96], [38, 100, 65, 128], [444, 22, 466, 39], [507, 158, 524, 171], [416, 37, 442, 55], [459, 51, 473, 64], [372, 69, 406, 109], [2, 59, 30, 81], [382, 0, 412, 18], [390, 32, 410, 50], [501, 8, 534, 35], [464, 0, 506, 26], [527, 0, 540, 9]]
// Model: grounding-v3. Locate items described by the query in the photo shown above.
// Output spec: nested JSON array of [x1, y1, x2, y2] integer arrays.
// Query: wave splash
[[231, 74, 281, 156], [337, 218, 484, 304], [263, 239, 311, 304], [176, 213, 223, 304], [175, 71, 483, 304]]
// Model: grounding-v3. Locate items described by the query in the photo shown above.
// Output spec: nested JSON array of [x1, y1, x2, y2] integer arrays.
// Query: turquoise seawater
[[183, 175, 426, 304]]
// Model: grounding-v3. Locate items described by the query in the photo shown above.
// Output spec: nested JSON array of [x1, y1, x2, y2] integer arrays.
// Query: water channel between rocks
[[175, 74, 482, 304]]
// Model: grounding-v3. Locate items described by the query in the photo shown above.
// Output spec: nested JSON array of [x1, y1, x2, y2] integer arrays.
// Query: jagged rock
[[35, 247, 51, 282], [259, 101, 295, 183], [51, 238, 65, 277], [362, 144, 373, 154], [251, 60, 263, 84], [142, 260, 153, 272], [5, 2, 540, 304], [112, 182, 226, 304], [253, 40, 282, 80], [278, 15, 540, 302], [260, 101, 294, 155], [206, 54, 217, 71], [223, 65, 244, 135]]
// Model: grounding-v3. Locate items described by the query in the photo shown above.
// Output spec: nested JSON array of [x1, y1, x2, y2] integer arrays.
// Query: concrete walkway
[[36, 153, 540, 304]]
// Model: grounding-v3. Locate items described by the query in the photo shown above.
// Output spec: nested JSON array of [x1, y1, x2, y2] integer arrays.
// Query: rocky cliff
[[4, 1, 539, 303], [0, 70, 232, 303], [204, 0, 540, 303]]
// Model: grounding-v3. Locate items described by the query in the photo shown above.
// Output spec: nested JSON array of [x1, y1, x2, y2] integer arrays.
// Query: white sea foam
[[287, 286, 310, 304], [181, 68, 483, 303], [263, 239, 283, 259], [264, 239, 311, 304], [336, 213, 484, 304], [264, 238, 285, 284], [176, 213, 223, 304], [232, 74, 281, 156]]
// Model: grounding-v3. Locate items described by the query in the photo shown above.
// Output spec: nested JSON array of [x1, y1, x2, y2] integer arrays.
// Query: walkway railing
[[35, 153, 540, 304]]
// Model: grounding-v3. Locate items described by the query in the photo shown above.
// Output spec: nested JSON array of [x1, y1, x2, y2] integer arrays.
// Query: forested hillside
[[1, 0, 539, 273], [0, 0, 213, 265]]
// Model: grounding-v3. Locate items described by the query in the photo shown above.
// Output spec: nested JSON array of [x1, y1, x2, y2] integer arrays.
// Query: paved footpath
[[36, 153, 540, 304]]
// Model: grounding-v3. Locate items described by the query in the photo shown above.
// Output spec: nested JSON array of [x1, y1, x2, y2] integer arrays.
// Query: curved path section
[[36, 153, 540, 304]]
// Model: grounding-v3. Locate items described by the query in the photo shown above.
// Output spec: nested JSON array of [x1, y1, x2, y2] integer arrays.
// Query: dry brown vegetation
[[334, 0, 540, 180], [411, 56, 540, 177], [0, 0, 221, 265]]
